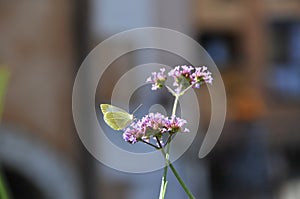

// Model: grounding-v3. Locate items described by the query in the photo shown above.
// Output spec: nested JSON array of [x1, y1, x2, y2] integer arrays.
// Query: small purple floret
[[146, 68, 167, 90], [122, 113, 188, 144]]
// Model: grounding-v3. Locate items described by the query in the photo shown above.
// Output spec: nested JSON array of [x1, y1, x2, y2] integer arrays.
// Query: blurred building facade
[[0, 1, 82, 199], [191, 0, 300, 198]]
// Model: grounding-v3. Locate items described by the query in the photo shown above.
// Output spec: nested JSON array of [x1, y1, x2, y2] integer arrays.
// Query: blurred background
[[0, 0, 300, 199]]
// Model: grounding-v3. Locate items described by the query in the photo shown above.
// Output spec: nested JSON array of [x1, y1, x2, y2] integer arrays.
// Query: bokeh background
[[0, 0, 300, 199]]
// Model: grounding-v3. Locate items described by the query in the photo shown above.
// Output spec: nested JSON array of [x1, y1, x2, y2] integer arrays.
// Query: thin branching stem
[[140, 140, 160, 149], [158, 83, 196, 199]]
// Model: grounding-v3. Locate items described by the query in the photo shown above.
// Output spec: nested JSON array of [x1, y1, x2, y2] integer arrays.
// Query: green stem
[[160, 148, 195, 199], [169, 87, 196, 198], [158, 136, 168, 199], [178, 84, 194, 96], [172, 95, 179, 116], [169, 164, 195, 199], [158, 84, 194, 199], [158, 175, 168, 199], [159, 94, 179, 199], [140, 139, 160, 149]]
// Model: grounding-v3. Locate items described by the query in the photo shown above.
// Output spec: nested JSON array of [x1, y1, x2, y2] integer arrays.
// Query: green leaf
[[0, 171, 10, 199], [0, 67, 10, 121]]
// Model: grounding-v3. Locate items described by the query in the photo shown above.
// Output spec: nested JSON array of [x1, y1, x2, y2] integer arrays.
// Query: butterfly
[[100, 104, 134, 130]]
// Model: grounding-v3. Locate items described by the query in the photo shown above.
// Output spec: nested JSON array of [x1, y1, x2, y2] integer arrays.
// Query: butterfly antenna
[[132, 104, 143, 114]]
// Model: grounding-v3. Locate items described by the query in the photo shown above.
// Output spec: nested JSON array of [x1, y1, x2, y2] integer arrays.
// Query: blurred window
[[268, 20, 300, 99], [198, 32, 242, 70], [90, 0, 153, 37]]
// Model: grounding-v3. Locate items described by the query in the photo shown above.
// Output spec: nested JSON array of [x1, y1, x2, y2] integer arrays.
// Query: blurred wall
[[0, 1, 82, 199], [0, 0, 76, 158]]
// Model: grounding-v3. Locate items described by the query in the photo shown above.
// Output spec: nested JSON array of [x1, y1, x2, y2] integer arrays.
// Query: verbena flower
[[123, 121, 145, 144], [165, 115, 190, 133], [168, 65, 194, 86], [191, 66, 213, 88], [146, 68, 167, 90], [122, 113, 189, 144], [168, 65, 213, 93], [146, 65, 213, 94]]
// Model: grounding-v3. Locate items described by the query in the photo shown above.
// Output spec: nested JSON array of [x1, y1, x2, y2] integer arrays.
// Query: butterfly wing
[[100, 104, 129, 114], [100, 104, 133, 130], [103, 112, 133, 130]]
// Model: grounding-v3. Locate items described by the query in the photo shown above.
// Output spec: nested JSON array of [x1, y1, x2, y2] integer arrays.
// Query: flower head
[[168, 65, 213, 93], [123, 121, 146, 144], [191, 66, 213, 88], [165, 115, 189, 133], [146, 65, 213, 93], [122, 113, 188, 144], [146, 68, 167, 90]]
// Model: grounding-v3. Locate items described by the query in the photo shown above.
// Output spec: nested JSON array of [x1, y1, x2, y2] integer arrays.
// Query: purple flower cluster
[[123, 113, 189, 144], [169, 65, 213, 92], [146, 65, 213, 93], [146, 68, 167, 90]]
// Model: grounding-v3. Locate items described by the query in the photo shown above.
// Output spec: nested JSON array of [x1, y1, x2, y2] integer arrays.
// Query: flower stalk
[[159, 94, 180, 199], [158, 86, 195, 199], [160, 146, 195, 199], [169, 163, 195, 199]]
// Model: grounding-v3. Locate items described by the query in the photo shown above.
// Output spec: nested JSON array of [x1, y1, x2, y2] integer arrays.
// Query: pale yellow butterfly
[[100, 104, 134, 130]]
